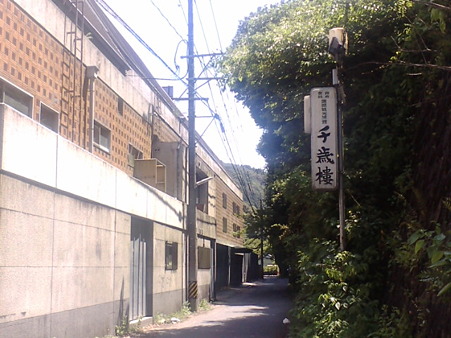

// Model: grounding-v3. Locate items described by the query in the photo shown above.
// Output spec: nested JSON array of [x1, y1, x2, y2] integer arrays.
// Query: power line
[[95, 0, 183, 81], [190, 0, 261, 209], [149, 0, 186, 42], [99, 0, 262, 209]]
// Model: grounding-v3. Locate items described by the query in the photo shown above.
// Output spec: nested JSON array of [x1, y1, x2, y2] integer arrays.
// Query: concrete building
[[0, 0, 253, 337]]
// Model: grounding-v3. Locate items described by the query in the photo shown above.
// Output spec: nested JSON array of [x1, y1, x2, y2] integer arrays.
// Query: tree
[[219, 0, 450, 336]]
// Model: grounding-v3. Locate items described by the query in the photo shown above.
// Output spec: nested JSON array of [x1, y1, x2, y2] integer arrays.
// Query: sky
[[103, 0, 282, 169]]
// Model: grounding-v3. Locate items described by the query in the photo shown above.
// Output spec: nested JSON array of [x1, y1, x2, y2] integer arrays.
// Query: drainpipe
[[86, 66, 99, 152]]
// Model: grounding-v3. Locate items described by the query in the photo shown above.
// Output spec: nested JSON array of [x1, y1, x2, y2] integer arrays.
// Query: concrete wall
[[0, 0, 246, 333], [197, 239, 214, 301], [12, 0, 242, 209], [0, 105, 186, 337], [0, 174, 130, 338], [0, 105, 185, 227], [152, 222, 185, 316]]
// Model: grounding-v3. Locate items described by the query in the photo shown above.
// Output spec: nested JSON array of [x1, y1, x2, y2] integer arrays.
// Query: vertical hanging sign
[[310, 87, 338, 191], [303, 95, 311, 134]]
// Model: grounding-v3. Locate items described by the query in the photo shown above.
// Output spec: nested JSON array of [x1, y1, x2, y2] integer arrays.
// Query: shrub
[[264, 264, 279, 275]]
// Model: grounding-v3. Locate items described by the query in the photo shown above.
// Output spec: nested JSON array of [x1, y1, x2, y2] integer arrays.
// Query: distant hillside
[[221, 163, 266, 210]]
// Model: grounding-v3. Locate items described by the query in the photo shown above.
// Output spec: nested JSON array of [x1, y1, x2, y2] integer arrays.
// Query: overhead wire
[[196, 0, 260, 210], [95, 0, 183, 82], [203, 2, 261, 210], [191, 0, 260, 211], [148, 0, 188, 76], [100, 0, 261, 211], [149, 0, 186, 42], [209, 0, 224, 52]]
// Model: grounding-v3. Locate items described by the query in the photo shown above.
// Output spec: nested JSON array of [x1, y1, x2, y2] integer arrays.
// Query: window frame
[[222, 193, 227, 209], [118, 97, 124, 115], [232, 202, 241, 215], [39, 103, 59, 133], [222, 217, 228, 233], [198, 246, 211, 269], [233, 223, 241, 238], [0, 78, 33, 117], [128, 144, 143, 167], [93, 121, 111, 153], [165, 241, 178, 270]]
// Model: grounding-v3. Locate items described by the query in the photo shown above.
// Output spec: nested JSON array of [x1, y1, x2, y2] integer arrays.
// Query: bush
[[288, 239, 409, 338], [264, 264, 279, 275]]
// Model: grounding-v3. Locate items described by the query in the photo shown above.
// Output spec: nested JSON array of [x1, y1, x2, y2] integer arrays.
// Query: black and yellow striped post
[[189, 281, 198, 300]]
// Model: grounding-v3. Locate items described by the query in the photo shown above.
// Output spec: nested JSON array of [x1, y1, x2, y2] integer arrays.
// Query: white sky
[[104, 0, 282, 169]]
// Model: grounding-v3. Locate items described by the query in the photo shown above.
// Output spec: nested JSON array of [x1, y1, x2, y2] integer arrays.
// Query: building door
[[130, 218, 152, 320]]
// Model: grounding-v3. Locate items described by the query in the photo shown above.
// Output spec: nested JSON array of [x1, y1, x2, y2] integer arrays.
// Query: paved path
[[138, 276, 292, 338]]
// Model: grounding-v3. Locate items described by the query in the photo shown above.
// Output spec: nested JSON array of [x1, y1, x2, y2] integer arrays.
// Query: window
[[222, 217, 228, 233], [196, 171, 209, 213], [0, 79, 32, 117], [233, 223, 241, 238], [232, 202, 241, 215], [93, 121, 111, 152], [165, 241, 178, 270], [128, 144, 143, 167], [118, 97, 124, 115], [222, 193, 227, 209], [198, 247, 211, 269], [40, 104, 59, 132]]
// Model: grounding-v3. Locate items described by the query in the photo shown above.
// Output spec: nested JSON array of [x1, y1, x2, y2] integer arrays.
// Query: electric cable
[[191, 0, 261, 210], [95, 0, 183, 81]]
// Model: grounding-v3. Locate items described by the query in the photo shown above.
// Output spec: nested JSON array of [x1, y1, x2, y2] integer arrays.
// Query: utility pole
[[259, 200, 264, 279], [328, 28, 347, 251], [187, 0, 198, 312], [336, 76, 346, 251]]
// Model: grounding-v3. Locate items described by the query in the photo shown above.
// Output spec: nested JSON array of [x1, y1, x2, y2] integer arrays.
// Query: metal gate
[[130, 219, 152, 320]]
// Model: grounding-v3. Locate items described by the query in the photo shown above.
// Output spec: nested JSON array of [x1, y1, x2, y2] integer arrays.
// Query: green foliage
[[220, 0, 451, 336], [264, 264, 279, 275], [154, 302, 192, 325], [115, 316, 144, 336], [393, 225, 451, 297], [198, 298, 212, 311], [114, 316, 129, 337], [288, 240, 411, 337]]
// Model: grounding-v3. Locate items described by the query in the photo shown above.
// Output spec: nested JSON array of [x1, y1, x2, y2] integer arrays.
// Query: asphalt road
[[139, 276, 292, 338]]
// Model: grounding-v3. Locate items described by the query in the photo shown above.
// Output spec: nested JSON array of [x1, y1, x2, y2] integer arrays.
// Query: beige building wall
[[0, 173, 130, 338], [0, 0, 249, 336], [215, 176, 245, 248], [152, 222, 185, 316], [197, 239, 214, 301], [0, 103, 185, 337]]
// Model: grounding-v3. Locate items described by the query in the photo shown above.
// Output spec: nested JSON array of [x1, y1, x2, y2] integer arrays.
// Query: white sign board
[[303, 95, 311, 134], [310, 87, 338, 191]]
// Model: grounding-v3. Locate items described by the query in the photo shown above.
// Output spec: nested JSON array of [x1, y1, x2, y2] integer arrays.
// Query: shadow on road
[[138, 276, 292, 338]]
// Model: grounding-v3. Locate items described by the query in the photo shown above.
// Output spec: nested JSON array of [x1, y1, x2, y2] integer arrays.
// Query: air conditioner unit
[[133, 158, 166, 192]]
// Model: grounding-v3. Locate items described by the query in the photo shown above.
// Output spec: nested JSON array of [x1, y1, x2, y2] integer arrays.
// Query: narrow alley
[[138, 277, 292, 338]]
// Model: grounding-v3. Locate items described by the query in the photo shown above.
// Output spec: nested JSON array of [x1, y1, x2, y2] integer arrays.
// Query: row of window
[[0, 78, 61, 132], [2, 77, 245, 234], [221, 217, 241, 238], [165, 241, 211, 270], [0, 77, 145, 164], [221, 192, 241, 215]]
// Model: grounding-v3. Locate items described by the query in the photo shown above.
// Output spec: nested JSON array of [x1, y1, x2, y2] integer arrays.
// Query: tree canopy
[[219, 0, 450, 336]]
